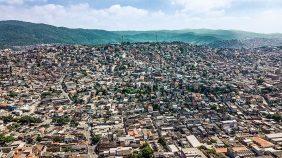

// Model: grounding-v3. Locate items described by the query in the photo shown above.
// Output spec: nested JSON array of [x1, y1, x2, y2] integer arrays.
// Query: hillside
[[0, 20, 121, 48], [0, 20, 281, 48]]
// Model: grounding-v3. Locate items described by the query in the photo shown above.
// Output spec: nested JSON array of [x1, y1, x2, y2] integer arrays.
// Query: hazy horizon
[[0, 0, 282, 33]]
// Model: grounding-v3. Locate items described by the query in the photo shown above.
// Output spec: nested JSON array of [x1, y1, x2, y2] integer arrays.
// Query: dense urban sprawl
[[0, 42, 281, 158]]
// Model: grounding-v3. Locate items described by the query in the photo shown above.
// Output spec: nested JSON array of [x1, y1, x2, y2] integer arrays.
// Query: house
[[227, 146, 255, 158], [252, 137, 274, 148], [186, 135, 202, 148], [180, 148, 207, 158]]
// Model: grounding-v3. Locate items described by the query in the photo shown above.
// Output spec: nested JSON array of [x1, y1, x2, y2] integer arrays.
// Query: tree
[[25, 136, 34, 144], [210, 105, 217, 111], [158, 137, 167, 148], [1, 115, 14, 124], [17, 116, 42, 125], [130, 151, 139, 158], [63, 146, 74, 152], [130, 143, 154, 158], [0, 134, 15, 145], [256, 78, 264, 85], [53, 136, 64, 143], [70, 93, 84, 104], [70, 119, 79, 127], [198, 145, 207, 150], [210, 139, 217, 144], [8, 91, 18, 98], [7, 123, 20, 131], [91, 135, 101, 145], [36, 135, 42, 142], [52, 116, 70, 125], [207, 148, 216, 155], [41, 91, 52, 98], [4, 135, 14, 143], [139, 143, 154, 158], [153, 104, 160, 111], [81, 70, 88, 76], [267, 114, 282, 122], [179, 47, 185, 53]]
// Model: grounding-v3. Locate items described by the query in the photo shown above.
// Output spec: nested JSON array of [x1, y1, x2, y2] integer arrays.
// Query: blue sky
[[0, 0, 281, 33], [37, 0, 177, 11]]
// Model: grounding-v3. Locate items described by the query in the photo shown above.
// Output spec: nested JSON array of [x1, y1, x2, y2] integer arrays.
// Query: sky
[[0, 0, 281, 33]]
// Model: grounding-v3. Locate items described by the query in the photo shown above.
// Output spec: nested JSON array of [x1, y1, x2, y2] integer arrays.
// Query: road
[[59, 75, 72, 102], [61, 71, 97, 158], [85, 92, 98, 158], [26, 100, 40, 115], [84, 127, 98, 158]]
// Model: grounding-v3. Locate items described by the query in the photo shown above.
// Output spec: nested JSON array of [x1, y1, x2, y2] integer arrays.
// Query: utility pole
[[155, 33, 158, 42]]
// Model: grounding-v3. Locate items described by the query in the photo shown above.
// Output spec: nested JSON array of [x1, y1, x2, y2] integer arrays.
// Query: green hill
[[0, 20, 121, 47], [0, 20, 281, 48]]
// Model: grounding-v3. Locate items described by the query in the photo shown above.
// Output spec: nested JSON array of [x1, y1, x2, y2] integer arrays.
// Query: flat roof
[[272, 138, 282, 142], [215, 148, 227, 153], [252, 137, 274, 148], [168, 144, 179, 153], [186, 135, 202, 148], [266, 133, 282, 139], [232, 146, 248, 152]]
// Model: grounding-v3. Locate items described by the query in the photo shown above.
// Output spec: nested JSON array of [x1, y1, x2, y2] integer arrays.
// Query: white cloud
[[171, 0, 234, 13], [0, 3, 151, 29], [0, 0, 47, 5], [1, 0, 24, 5], [0, 2, 281, 33]]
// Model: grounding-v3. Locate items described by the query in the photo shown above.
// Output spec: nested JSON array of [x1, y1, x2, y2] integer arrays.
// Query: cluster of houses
[[0, 43, 281, 158]]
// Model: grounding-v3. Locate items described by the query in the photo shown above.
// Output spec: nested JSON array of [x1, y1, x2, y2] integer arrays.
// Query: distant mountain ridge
[[0, 20, 282, 48]]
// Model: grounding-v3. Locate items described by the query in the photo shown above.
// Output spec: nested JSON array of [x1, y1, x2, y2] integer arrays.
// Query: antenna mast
[[155, 33, 158, 42]]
